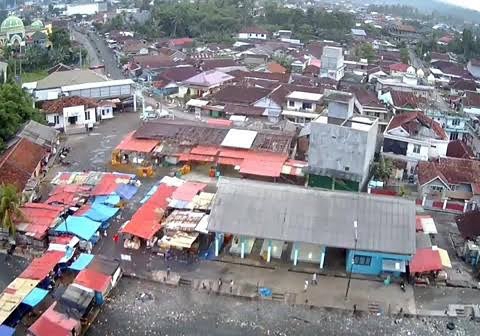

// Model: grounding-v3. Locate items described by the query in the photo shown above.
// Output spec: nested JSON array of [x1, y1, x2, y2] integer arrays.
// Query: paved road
[[70, 26, 125, 80], [87, 277, 479, 336]]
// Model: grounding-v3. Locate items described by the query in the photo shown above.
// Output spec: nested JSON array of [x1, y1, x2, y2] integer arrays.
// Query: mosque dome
[[31, 19, 44, 31], [406, 66, 416, 75], [427, 73, 435, 83], [1, 16, 24, 33], [416, 68, 424, 78]]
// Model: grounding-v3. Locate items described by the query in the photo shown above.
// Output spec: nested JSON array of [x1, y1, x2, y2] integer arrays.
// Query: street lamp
[[345, 220, 358, 300]]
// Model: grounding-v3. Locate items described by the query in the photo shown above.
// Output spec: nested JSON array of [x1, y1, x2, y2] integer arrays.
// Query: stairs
[[179, 278, 192, 287], [271, 292, 285, 301], [368, 302, 381, 314]]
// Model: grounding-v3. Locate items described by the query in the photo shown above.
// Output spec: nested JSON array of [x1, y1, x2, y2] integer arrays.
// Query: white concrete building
[[43, 97, 98, 134], [382, 112, 449, 176], [320, 46, 345, 81]]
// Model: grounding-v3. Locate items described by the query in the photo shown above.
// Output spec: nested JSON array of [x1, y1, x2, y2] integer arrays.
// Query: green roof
[[30, 19, 43, 30], [1, 15, 24, 33]]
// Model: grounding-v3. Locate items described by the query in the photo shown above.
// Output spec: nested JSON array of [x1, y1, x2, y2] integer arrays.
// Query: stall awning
[[178, 153, 216, 162], [409, 248, 442, 274], [435, 247, 452, 268], [186, 99, 209, 108], [69, 253, 95, 272], [115, 131, 159, 153], [19, 251, 65, 280], [22, 287, 49, 308], [159, 231, 199, 249], [171, 182, 207, 202], [416, 215, 438, 234], [54, 216, 102, 241], [74, 269, 111, 294], [240, 158, 285, 177]]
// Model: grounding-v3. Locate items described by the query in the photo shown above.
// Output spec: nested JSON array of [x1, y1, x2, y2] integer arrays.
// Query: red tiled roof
[[238, 71, 290, 83], [450, 79, 477, 91], [389, 63, 409, 73], [115, 131, 159, 153], [409, 248, 442, 274], [456, 210, 480, 239], [432, 60, 472, 78], [446, 140, 475, 159], [74, 268, 111, 293], [0, 138, 47, 192], [224, 104, 266, 117], [156, 66, 200, 83], [390, 91, 424, 109], [349, 86, 384, 108], [209, 85, 271, 105], [464, 90, 480, 108], [133, 55, 176, 69], [418, 157, 480, 187], [397, 24, 416, 33], [439, 35, 454, 44], [267, 62, 287, 74], [387, 112, 447, 140], [430, 52, 450, 62], [42, 96, 97, 114], [20, 251, 64, 280], [201, 59, 239, 71], [169, 37, 194, 47]]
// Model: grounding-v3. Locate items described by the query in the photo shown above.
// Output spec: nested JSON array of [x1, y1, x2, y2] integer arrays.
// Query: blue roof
[[0, 325, 14, 336], [84, 203, 119, 222], [69, 253, 95, 271], [54, 216, 101, 240], [116, 184, 138, 200], [94, 194, 121, 206], [22, 287, 49, 308]]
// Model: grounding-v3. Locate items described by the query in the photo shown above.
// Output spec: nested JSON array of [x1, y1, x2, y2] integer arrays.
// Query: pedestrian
[[218, 278, 222, 288], [103, 230, 107, 237], [312, 272, 318, 285], [166, 266, 171, 278], [229, 280, 234, 293], [304, 280, 309, 292], [113, 233, 119, 243]]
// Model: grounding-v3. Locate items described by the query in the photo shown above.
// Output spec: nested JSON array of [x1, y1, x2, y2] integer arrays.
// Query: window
[[102, 109, 106, 116], [85, 110, 91, 121], [302, 102, 312, 110], [353, 255, 372, 266], [452, 119, 460, 126], [431, 185, 444, 192], [54, 115, 60, 125], [288, 100, 295, 107], [450, 132, 459, 140], [413, 144, 421, 154], [344, 166, 350, 171]]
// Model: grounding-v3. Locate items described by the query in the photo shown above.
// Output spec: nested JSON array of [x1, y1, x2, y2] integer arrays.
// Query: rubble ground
[[88, 277, 479, 336]]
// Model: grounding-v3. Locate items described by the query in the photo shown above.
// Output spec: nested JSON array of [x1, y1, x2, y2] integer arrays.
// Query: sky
[[440, 0, 480, 12]]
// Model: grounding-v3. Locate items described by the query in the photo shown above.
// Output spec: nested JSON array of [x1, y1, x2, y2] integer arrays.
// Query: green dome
[[31, 19, 43, 30], [1, 15, 24, 33]]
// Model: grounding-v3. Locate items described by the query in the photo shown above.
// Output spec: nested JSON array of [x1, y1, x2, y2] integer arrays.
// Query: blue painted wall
[[346, 250, 411, 276]]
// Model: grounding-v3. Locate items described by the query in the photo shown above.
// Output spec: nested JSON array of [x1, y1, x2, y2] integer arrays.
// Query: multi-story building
[[382, 112, 449, 176], [319, 46, 345, 81], [308, 90, 378, 191]]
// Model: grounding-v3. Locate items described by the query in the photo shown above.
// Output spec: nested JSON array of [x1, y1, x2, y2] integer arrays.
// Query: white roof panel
[[286, 91, 323, 101], [221, 129, 257, 149], [186, 99, 209, 107], [62, 79, 134, 92]]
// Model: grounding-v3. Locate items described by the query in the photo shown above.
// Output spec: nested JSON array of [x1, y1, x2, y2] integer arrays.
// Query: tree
[[0, 84, 43, 151], [49, 28, 72, 50], [355, 43, 376, 62], [400, 47, 410, 64], [0, 184, 23, 238], [372, 158, 394, 183]]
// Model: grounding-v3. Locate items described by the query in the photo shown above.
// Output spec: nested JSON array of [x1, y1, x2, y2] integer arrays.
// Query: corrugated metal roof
[[207, 178, 416, 255], [0, 278, 39, 325]]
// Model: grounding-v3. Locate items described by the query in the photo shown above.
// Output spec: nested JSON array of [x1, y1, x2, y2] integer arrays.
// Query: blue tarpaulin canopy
[[84, 203, 119, 223], [22, 287, 49, 308], [0, 325, 14, 336], [116, 184, 138, 200], [54, 216, 102, 241], [69, 253, 95, 272], [94, 195, 121, 206]]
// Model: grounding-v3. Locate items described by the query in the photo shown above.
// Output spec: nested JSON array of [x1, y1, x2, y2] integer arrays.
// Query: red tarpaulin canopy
[[74, 268, 111, 293], [20, 251, 65, 280], [115, 131, 159, 153], [409, 248, 442, 274], [121, 184, 176, 240]]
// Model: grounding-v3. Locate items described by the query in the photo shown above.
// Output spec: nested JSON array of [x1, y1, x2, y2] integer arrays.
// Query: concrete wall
[[419, 179, 447, 196], [46, 113, 64, 129], [66, 84, 131, 99], [287, 99, 317, 112], [467, 62, 480, 78], [308, 120, 376, 187], [328, 101, 353, 120], [346, 249, 411, 276]]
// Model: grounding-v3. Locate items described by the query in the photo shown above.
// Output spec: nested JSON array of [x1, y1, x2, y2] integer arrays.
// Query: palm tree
[[0, 184, 23, 238]]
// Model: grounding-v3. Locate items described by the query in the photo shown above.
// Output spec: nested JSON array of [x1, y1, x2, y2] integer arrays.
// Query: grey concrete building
[[319, 46, 345, 81], [308, 90, 378, 191]]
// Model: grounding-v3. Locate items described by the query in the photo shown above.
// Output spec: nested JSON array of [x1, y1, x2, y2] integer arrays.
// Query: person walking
[[312, 273, 318, 285], [166, 266, 171, 278], [229, 280, 234, 293], [304, 280, 309, 292]]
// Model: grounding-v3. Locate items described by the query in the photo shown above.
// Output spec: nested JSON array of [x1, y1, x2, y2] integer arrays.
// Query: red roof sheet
[[387, 112, 447, 140], [91, 173, 131, 196], [218, 157, 243, 166], [178, 153, 216, 162], [115, 131, 159, 153], [20, 251, 64, 280], [172, 181, 207, 201], [409, 248, 442, 274], [46, 185, 91, 206], [446, 140, 475, 159], [18, 203, 63, 239], [190, 145, 220, 156], [389, 63, 409, 73], [74, 268, 111, 293], [42, 96, 98, 114], [0, 138, 47, 192], [121, 184, 176, 239], [240, 158, 286, 177], [206, 119, 233, 127], [28, 302, 80, 336]]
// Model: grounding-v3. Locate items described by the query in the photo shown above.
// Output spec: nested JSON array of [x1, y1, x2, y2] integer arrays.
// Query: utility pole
[[345, 220, 358, 300], [79, 49, 82, 68]]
